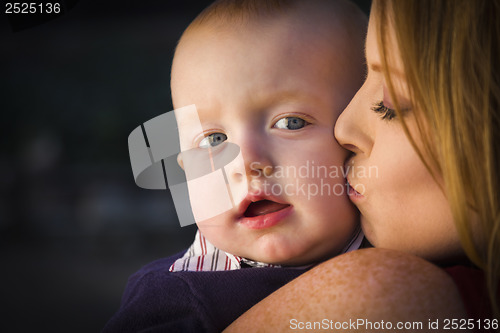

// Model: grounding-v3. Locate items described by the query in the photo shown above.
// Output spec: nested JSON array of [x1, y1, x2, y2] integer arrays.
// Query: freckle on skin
[[225, 249, 467, 333]]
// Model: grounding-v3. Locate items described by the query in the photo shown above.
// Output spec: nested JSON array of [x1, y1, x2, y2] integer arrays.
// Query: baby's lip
[[237, 192, 290, 217], [244, 200, 291, 218]]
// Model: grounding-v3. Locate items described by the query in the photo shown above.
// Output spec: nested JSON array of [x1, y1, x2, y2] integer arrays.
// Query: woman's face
[[335, 14, 464, 262]]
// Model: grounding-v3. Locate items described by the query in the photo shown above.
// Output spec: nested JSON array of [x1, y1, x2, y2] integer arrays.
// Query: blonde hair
[[373, 0, 500, 316]]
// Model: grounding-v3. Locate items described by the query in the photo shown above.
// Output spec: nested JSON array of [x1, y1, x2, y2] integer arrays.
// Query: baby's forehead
[[172, 1, 367, 113], [177, 14, 359, 74], [174, 20, 363, 92], [179, 0, 366, 53]]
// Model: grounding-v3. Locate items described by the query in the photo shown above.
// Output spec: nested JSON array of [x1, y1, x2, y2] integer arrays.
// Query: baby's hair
[[180, 0, 367, 41], [171, 0, 368, 111], [184, 0, 295, 33]]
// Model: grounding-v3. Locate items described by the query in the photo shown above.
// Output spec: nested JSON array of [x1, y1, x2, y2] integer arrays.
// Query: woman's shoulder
[[225, 248, 467, 332], [295, 248, 468, 320]]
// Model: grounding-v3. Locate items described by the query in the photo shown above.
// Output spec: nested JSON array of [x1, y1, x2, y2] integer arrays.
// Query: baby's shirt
[[170, 227, 364, 272], [103, 251, 308, 332], [104, 228, 363, 332]]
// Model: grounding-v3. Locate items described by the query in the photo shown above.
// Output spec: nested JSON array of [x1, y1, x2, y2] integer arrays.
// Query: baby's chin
[[199, 224, 337, 266], [233, 247, 326, 267]]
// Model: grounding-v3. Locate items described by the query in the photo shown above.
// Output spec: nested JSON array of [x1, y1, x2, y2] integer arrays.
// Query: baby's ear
[[177, 153, 184, 170]]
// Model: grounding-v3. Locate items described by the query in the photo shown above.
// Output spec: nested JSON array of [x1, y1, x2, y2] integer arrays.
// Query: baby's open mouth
[[243, 200, 291, 217]]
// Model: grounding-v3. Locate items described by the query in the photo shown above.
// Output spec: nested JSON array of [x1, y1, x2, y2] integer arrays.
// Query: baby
[[105, 0, 367, 332]]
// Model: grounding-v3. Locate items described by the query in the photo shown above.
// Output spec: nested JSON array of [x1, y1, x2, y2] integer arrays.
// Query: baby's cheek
[[195, 214, 234, 248], [186, 171, 234, 223], [331, 139, 350, 161]]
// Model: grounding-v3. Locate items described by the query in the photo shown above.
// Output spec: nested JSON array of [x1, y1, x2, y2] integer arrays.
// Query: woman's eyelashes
[[372, 100, 411, 121], [372, 101, 397, 120], [199, 132, 227, 148], [273, 116, 309, 130]]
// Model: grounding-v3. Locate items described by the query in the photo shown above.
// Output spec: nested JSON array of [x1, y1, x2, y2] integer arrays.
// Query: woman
[[225, 0, 500, 331]]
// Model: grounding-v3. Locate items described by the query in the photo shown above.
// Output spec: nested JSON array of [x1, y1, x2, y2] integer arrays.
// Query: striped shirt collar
[[169, 227, 364, 272]]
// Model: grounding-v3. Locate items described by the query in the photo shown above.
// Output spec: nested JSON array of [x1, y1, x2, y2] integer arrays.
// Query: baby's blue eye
[[274, 117, 307, 130], [199, 133, 227, 148]]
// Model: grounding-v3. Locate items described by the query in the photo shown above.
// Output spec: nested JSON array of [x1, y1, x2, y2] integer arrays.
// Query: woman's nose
[[335, 86, 373, 156]]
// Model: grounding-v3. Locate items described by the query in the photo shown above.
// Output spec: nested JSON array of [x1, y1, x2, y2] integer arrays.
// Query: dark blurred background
[[0, 0, 370, 332]]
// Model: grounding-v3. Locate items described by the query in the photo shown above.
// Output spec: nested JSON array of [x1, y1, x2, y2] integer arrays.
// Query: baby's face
[[171, 21, 360, 265]]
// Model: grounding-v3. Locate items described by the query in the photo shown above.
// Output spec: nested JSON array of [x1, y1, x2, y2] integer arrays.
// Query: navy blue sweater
[[103, 251, 307, 332]]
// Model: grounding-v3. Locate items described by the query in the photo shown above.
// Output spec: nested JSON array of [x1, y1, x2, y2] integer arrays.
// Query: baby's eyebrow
[[175, 114, 197, 128], [258, 90, 317, 106], [175, 111, 202, 129]]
